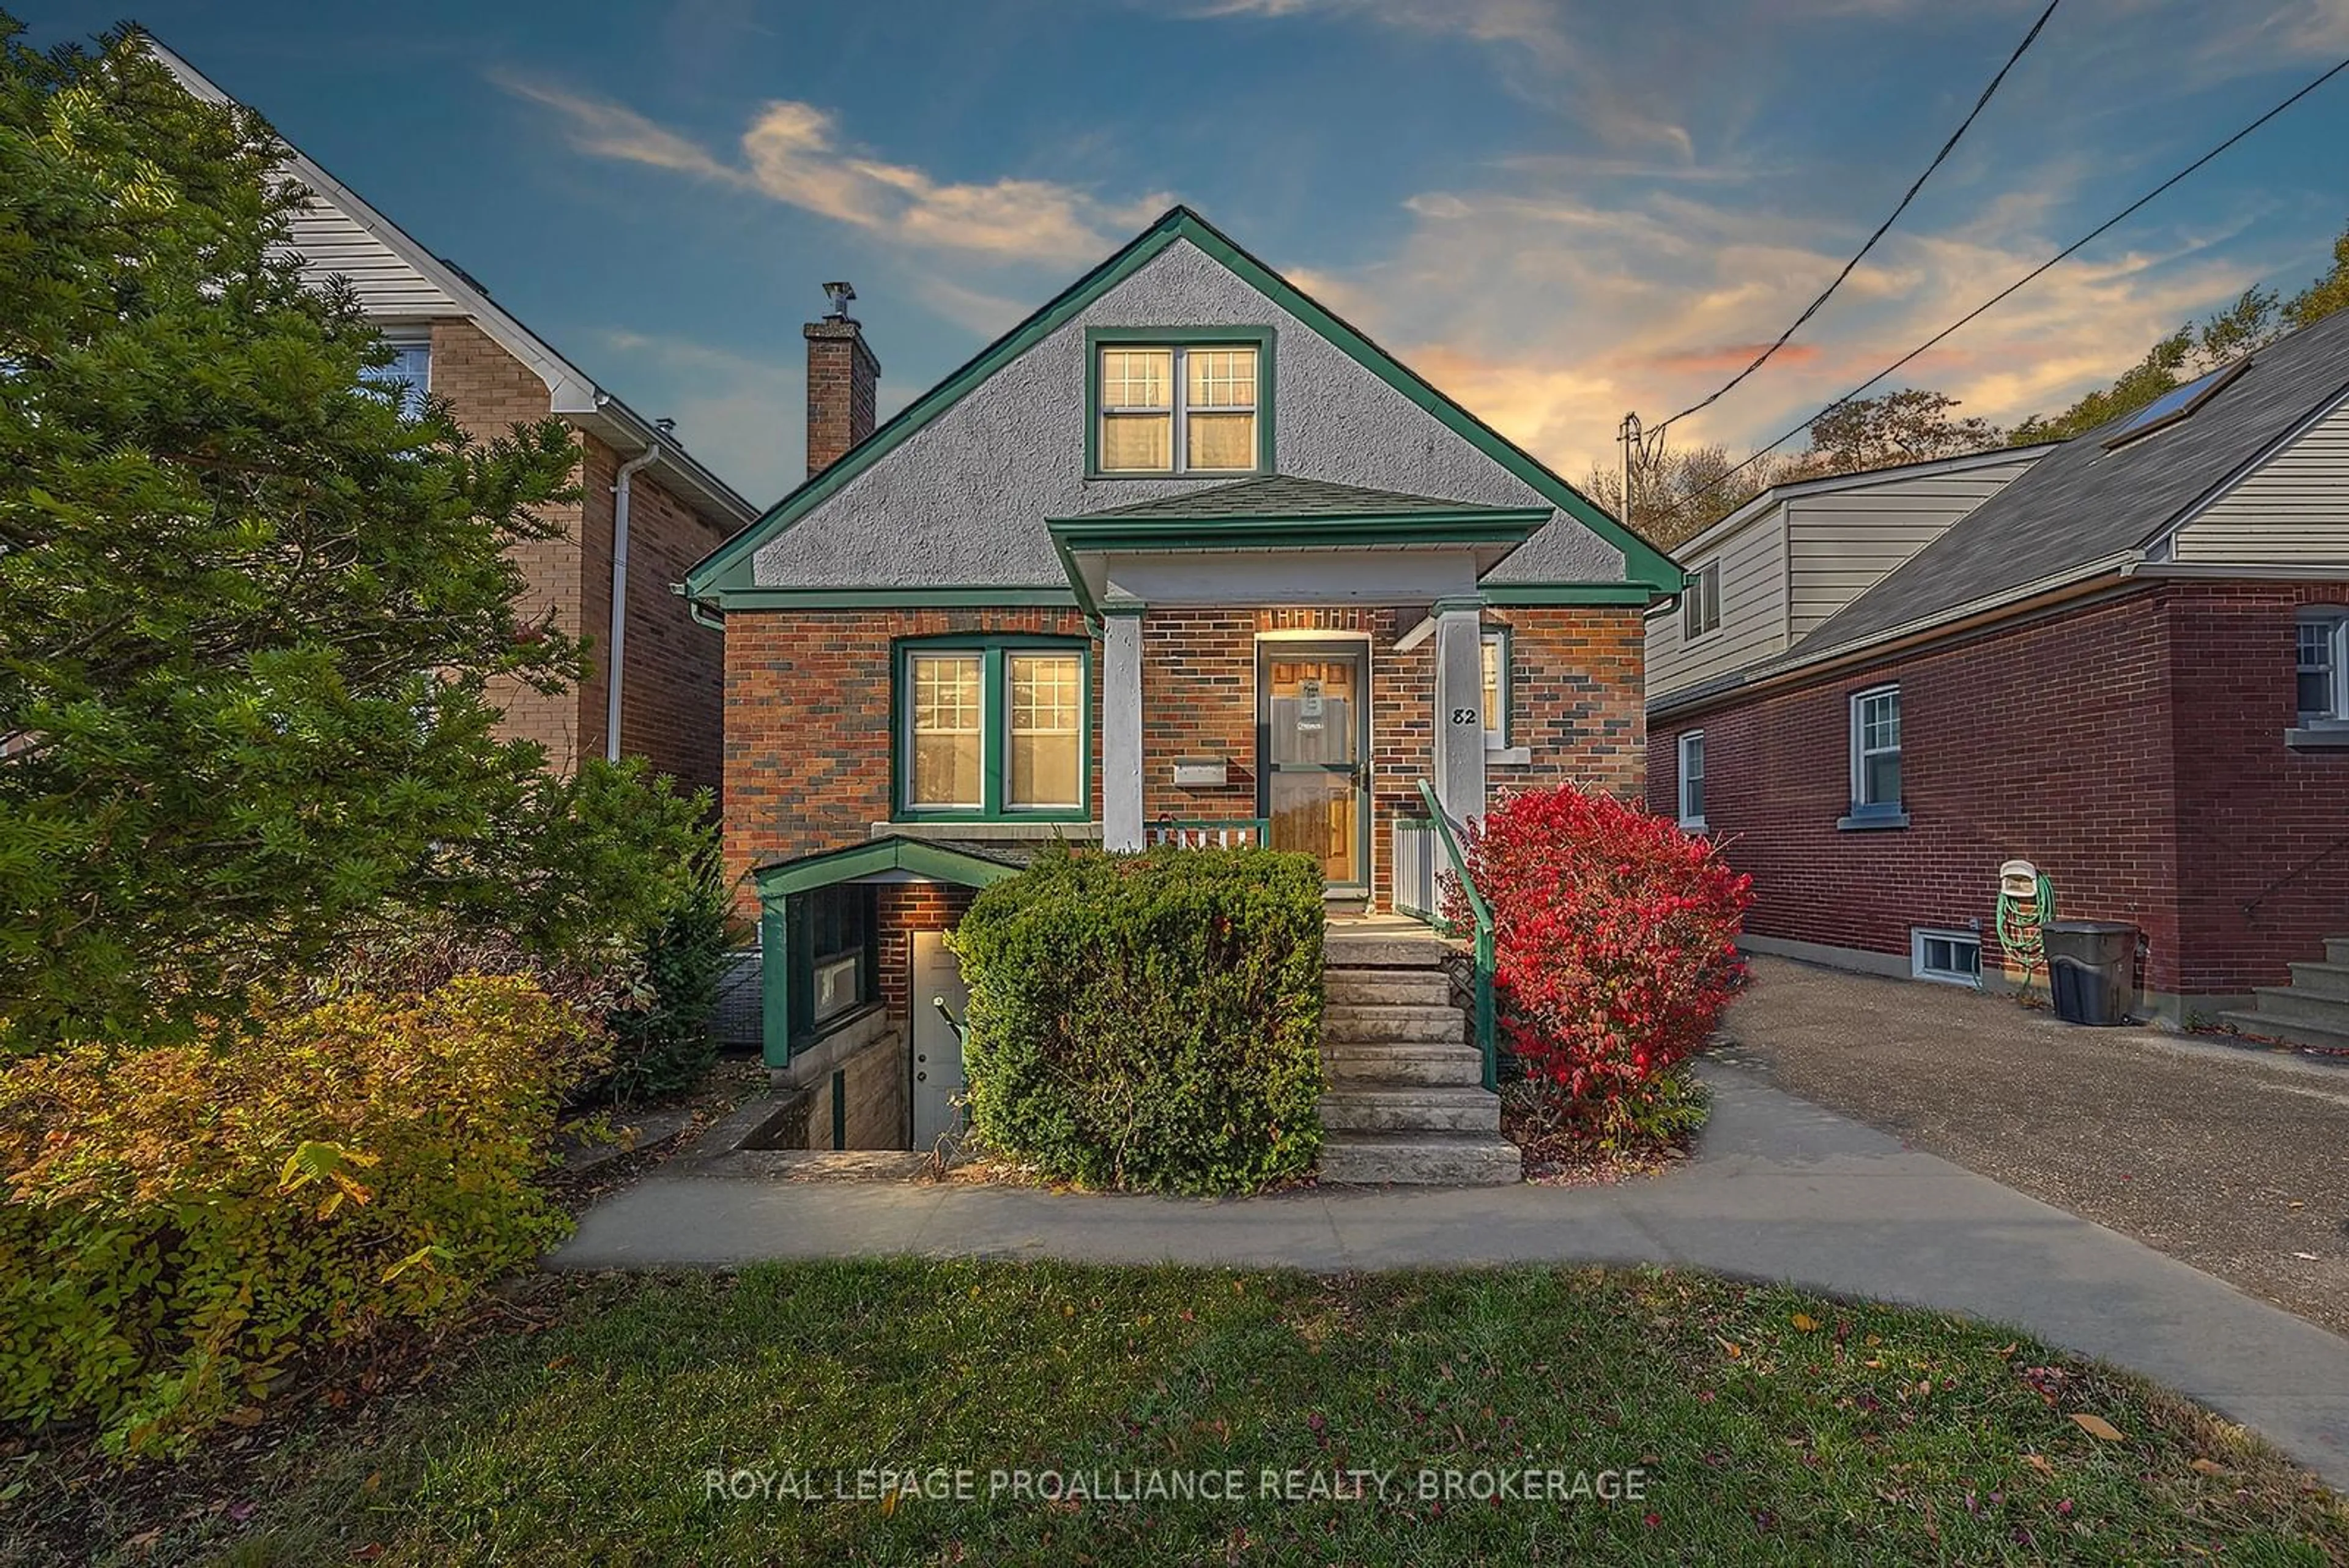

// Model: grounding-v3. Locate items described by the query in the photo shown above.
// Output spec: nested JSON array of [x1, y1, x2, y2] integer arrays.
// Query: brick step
[[2286, 961, 2349, 1001], [1324, 970, 1455, 1008], [2218, 1009, 2349, 1053], [1318, 1130, 1521, 1186], [2328, 937, 2349, 968], [2246, 987, 2349, 1032], [1323, 1003, 1467, 1045], [1319, 1043, 1485, 1087], [1323, 933, 1450, 969], [1319, 1085, 1501, 1134]]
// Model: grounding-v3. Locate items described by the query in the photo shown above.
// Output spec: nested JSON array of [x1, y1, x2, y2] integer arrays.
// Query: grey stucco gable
[[722, 223, 1652, 596]]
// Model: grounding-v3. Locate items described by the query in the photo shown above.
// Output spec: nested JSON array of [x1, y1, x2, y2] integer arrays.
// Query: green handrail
[[1416, 778, 1496, 1092]]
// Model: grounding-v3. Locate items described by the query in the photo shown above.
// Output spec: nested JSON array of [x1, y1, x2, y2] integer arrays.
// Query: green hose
[[1995, 872, 2058, 987]]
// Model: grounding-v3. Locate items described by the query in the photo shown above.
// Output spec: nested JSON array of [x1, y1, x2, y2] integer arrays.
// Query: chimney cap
[[822, 280, 856, 320]]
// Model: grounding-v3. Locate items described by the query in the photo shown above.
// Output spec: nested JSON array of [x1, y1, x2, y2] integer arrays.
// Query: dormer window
[[1088, 329, 1272, 476]]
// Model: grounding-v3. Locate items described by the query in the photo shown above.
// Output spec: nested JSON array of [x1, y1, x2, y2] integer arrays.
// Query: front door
[[1259, 641, 1370, 893], [910, 931, 969, 1150]]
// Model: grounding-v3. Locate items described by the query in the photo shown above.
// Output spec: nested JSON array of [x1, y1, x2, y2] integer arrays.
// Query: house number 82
[[1449, 707, 1479, 725]]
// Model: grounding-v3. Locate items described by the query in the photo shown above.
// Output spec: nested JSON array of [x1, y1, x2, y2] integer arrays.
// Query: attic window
[[2101, 359, 2249, 450], [1088, 330, 1271, 476]]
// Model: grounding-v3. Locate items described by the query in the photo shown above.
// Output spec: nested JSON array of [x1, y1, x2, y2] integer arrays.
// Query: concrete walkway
[[551, 1064, 2349, 1490]]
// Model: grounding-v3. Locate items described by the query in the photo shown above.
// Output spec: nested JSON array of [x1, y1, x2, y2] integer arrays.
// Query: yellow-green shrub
[[0, 975, 601, 1454]]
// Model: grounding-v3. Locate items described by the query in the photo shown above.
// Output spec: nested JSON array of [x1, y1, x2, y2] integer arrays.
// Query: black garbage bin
[[2043, 920, 2137, 1025]]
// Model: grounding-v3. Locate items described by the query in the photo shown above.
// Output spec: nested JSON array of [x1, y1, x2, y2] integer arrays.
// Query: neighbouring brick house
[[684, 207, 1680, 1150], [1646, 306, 2349, 1036], [152, 40, 755, 787]]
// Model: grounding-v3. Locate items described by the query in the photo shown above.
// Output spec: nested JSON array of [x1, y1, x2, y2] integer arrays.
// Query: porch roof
[[751, 834, 1037, 902]]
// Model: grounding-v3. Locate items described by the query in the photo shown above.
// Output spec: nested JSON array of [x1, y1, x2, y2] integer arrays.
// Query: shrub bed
[[952, 846, 1325, 1194], [1453, 784, 1752, 1150], [0, 975, 600, 1455]]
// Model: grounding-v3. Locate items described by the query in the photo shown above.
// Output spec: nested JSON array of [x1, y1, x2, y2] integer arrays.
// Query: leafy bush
[[1452, 784, 1751, 1128], [953, 846, 1325, 1194], [582, 842, 734, 1105], [0, 975, 601, 1454]]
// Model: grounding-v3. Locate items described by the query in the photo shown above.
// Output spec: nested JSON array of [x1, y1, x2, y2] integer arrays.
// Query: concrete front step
[[1318, 1130, 1521, 1186], [1323, 1002, 1467, 1045], [1323, 934, 1450, 969], [2329, 936, 2349, 968], [2249, 986, 2349, 1031], [1319, 1042, 1485, 1087], [1324, 970, 1455, 1008], [2218, 1009, 2349, 1053], [2288, 961, 2349, 1001], [1320, 1085, 1501, 1134]]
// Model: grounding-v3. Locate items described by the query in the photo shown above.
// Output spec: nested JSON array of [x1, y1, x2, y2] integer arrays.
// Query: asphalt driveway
[[1716, 956, 2349, 1336]]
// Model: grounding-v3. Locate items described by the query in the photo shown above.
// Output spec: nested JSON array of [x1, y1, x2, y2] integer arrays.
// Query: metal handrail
[[1415, 778, 1496, 1092]]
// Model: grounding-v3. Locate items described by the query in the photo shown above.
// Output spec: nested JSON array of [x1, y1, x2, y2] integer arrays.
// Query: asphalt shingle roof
[[1084, 474, 1520, 521], [1798, 305, 2349, 658]]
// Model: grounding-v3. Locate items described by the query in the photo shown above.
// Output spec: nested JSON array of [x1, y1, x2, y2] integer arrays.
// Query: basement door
[[1258, 641, 1370, 894], [910, 930, 970, 1151]]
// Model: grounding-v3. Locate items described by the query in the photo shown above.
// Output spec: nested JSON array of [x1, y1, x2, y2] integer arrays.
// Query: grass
[[10, 1261, 2345, 1566]]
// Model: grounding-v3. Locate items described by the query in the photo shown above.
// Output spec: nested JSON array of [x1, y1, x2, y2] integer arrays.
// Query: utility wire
[[1650, 0, 2064, 436], [1680, 52, 2349, 505]]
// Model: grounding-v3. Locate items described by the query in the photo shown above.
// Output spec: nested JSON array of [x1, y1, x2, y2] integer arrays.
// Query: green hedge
[[952, 846, 1326, 1194]]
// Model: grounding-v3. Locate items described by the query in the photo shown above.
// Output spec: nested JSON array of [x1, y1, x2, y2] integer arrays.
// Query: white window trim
[[1677, 729, 1707, 830], [365, 331, 432, 419], [1095, 343, 1262, 476], [1681, 560, 1723, 643], [1480, 630, 1509, 751], [1911, 927, 1983, 987], [1849, 684, 1902, 815], [2298, 609, 2349, 725]]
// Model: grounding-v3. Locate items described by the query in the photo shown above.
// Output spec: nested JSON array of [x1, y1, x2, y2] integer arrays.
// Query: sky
[[31, 0, 2349, 507]]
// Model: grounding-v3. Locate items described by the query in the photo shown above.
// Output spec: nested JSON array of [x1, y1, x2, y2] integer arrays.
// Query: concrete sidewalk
[[551, 1065, 2349, 1490]]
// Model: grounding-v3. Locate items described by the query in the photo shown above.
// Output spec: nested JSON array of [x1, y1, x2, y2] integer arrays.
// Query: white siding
[[1785, 457, 2039, 637], [1646, 506, 1790, 699], [2172, 393, 2349, 563], [285, 199, 456, 319]]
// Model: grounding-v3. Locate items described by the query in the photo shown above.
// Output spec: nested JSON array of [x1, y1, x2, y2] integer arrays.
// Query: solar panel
[[2102, 359, 2249, 448]]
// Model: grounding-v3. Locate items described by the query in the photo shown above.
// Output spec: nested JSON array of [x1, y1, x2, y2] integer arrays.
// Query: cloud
[[498, 75, 1172, 264]]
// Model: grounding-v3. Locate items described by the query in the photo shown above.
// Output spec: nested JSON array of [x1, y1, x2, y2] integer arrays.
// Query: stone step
[[2247, 987, 2349, 1032], [1318, 1130, 1521, 1186], [1319, 1085, 1501, 1134], [1323, 933, 1450, 969], [1319, 1042, 1485, 1087], [2328, 936, 2349, 968], [1323, 1003, 1467, 1045], [2218, 1009, 2349, 1053], [1324, 970, 1455, 1008], [2287, 961, 2349, 1001]]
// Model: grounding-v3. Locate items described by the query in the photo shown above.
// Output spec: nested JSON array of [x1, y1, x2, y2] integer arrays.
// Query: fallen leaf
[[2290, 1200, 2306, 1209], [1718, 1337, 1743, 1359], [1993, 1342, 2018, 1357], [2070, 1413, 2126, 1442], [1791, 1313, 1821, 1332], [545, 1356, 574, 1372], [2292, 1252, 2319, 1261], [2189, 1458, 2226, 1476], [2023, 1454, 2055, 1476]]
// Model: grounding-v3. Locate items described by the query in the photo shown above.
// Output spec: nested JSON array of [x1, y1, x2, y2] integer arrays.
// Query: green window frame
[[1085, 326, 1276, 479], [892, 634, 1094, 822], [789, 883, 880, 1046]]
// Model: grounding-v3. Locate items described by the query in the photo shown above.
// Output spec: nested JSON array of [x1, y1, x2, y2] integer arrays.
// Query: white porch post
[[1431, 599, 1486, 825], [1101, 605, 1146, 852]]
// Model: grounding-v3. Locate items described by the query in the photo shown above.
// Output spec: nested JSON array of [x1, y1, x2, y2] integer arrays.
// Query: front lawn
[[14, 1263, 2343, 1566]]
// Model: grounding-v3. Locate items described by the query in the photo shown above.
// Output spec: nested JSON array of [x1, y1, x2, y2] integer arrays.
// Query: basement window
[[1912, 927, 1982, 987]]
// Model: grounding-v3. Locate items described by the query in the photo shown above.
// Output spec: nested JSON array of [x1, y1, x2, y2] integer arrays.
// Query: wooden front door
[[1258, 641, 1370, 892]]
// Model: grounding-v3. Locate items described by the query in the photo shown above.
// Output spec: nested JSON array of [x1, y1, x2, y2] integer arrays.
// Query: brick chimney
[[804, 280, 880, 478]]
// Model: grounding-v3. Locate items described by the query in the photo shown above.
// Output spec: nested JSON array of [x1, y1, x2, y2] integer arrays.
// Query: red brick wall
[[877, 885, 976, 1019], [1488, 606, 1647, 800], [429, 319, 725, 789], [1647, 581, 2349, 997], [804, 321, 879, 478]]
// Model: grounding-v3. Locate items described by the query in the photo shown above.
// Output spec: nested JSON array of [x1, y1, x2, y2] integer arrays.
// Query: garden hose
[[1995, 872, 2057, 989]]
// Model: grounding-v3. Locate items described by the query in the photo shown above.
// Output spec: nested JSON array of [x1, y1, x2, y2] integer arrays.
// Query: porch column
[[1101, 604, 1145, 852], [1431, 599, 1486, 825]]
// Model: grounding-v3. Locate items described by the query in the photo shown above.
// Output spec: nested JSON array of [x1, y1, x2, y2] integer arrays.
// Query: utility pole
[[1618, 411, 1643, 529]]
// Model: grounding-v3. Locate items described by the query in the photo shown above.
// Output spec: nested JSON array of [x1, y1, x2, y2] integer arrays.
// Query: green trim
[[752, 836, 1031, 901], [1083, 325, 1277, 480], [759, 907, 790, 1069], [1416, 778, 1497, 1093], [1048, 510, 1546, 555], [683, 206, 1682, 606], [1477, 583, 1661, 607], [889, 636, 1094, 824], [698, 586, 1077, 613]]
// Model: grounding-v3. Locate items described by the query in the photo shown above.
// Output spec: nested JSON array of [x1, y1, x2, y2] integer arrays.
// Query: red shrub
[[1448, 784, 1752, 1109]]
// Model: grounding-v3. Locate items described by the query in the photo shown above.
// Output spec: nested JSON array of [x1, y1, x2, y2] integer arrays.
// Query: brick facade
[[1646, 579, 2349, 1001], [804, 318, 880, 478], [428, 319, 727, 788]]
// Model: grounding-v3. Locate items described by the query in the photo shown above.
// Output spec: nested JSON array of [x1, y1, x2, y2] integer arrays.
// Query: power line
[[1679, 52, 2349, 507], [1651, 0, 2064, 437]]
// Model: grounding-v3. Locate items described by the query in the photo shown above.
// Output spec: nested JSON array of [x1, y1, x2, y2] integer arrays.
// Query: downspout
[[606, 445, 662, 763]]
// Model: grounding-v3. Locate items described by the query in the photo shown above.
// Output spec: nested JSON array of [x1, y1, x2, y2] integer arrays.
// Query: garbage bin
[[2043, 920, 2137, 1025]]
